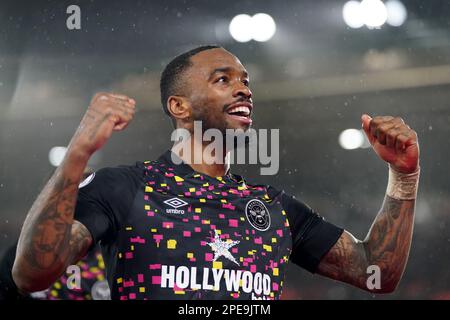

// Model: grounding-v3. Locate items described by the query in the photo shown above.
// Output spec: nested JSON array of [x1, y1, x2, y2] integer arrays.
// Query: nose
[[232, 82, 252, 100]]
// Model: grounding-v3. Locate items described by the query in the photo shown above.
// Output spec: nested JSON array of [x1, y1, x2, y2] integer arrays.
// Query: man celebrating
[[13, 46, 419, 300]]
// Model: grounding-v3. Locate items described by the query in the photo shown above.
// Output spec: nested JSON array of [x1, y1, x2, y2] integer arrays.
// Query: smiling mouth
[[226, 105, 251, 117], [224, 101, 253, 125]]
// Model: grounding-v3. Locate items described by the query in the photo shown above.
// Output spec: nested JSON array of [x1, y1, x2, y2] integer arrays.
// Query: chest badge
[[245, 199, 271, 231]]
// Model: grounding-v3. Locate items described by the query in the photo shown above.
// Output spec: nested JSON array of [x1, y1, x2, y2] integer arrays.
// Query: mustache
[[222, 97, 252, 112]]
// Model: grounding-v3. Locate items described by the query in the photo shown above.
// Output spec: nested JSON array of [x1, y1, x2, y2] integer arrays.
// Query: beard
[[191, 108, 253, 154], [191, 104, 228, 135]]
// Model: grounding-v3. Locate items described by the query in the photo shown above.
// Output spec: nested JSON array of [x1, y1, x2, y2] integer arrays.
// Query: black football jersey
[[74, 150, 343, 300]]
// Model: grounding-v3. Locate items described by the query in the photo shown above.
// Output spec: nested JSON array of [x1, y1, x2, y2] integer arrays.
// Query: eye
[[243, 79, 250, 86], [217, 76, 228, 83]]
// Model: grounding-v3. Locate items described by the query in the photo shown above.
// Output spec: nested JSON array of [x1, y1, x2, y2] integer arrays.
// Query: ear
[[167, 96, 191, 122]]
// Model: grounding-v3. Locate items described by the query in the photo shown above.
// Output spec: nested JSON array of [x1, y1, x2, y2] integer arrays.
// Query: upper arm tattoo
[[69, 220, 93, 264], [19, 174, 93, 271], [316, 195, 415, 292], [23, 175, 79, 270], [317, 230, 369, 290]]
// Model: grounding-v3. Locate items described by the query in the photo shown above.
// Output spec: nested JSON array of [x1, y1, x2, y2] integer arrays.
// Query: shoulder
[[78, 161, 147, 192], [234, 174, 285, 201]]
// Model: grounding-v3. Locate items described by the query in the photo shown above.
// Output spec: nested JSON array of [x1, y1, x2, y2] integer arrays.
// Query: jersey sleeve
[[269, 187, 344, 273], [74, 164, 142, 246]]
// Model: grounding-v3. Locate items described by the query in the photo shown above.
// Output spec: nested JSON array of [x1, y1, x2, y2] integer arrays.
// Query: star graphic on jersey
[[207, 230, 240, 266]]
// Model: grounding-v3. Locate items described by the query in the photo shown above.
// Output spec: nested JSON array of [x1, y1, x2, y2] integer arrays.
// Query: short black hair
[[160, 45, 222, 125]]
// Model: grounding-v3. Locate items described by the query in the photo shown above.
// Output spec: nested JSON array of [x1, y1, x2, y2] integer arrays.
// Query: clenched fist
[[361, 114, 419, 174], [69, 92, 136, 157]]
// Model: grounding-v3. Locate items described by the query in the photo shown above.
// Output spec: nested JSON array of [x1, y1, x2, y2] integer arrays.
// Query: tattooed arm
[[13, 93, 136, 293], [12, 151, 93, 293], [317, 195, 415, 293], [317, 115, 419, 293]]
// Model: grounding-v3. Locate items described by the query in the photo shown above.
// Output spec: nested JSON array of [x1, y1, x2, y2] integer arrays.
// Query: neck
[[171, 136, 230, 177]]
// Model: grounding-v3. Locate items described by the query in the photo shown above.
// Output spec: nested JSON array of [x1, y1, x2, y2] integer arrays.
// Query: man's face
[[183, 48, 253, 134]]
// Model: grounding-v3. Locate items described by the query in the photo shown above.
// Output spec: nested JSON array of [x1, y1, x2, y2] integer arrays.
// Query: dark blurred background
[[1, 0, 449, 299]]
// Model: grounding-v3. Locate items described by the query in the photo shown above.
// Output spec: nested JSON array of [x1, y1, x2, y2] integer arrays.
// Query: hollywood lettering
[[160, 265, 272, 297]]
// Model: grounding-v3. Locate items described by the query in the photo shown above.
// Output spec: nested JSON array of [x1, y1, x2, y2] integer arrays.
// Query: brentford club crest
[[245, 199, 271, 231]]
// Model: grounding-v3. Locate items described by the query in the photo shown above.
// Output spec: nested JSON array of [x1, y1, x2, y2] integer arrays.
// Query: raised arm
[[13, 92, 136, 293], [317, 115, 420, 294]]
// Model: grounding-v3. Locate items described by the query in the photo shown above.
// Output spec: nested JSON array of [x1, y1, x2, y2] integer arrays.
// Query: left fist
[[361, 114, 419, 174]]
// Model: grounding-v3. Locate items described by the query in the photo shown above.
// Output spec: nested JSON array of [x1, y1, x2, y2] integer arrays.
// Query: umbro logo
[[164, 197, 188, 215], [164, 197, 188, 209]]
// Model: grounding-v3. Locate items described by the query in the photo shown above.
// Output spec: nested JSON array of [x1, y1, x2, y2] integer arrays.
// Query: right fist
[[71, 92, 136, 156]]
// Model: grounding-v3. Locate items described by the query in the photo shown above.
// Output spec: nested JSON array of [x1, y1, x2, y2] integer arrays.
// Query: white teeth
[[228, 106, 250, 116]]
